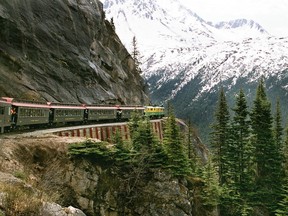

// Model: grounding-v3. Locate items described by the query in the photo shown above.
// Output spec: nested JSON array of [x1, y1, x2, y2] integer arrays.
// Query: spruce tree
[[273, 98, 285, 195], [110, 17, 115, 31], [128, 110, 142, 151], [250, 78, 283, 211], [128, 113, 167, 168], [131, 36, 142, 74], [274, 98, 283, 150], [133, 117, 158, 152], [200, 155, 221, 210], [222, 89, 254, 215], [283, 125, 288, 173], [112, 128, 131, 165], [276, 179, 288, 216], [186, 120, 199, 172], [163, 105, 191, 176], [230, 89, 254, 195], [276, 125, 288, 215], [210, 88, 230, 185]]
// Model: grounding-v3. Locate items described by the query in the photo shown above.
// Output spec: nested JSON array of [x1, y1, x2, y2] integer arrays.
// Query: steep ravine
[[0, 0, 148, 105], [0, 134, 215, 216]]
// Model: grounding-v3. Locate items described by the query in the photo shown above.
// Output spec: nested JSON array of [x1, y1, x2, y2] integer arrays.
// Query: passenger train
[[0, 97, 165, 133]]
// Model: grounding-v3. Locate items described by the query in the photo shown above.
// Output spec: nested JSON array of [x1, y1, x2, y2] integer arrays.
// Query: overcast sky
[[179, 0, 288, 37]]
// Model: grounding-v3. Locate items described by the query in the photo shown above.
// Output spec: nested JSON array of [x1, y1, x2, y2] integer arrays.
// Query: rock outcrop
[[0, 0, 148, 105], [0, 172, 86, 216], [0, 134, 215, 216]]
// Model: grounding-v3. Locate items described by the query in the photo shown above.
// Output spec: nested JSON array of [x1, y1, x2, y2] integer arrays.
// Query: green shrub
[[68, 139, 112, 164]]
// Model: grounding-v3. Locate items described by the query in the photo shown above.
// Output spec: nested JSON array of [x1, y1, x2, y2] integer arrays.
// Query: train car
[[144, 106, 165, 119], [0, 98, 12, 133], [119, 105, 145, 120], [0, 96, 166, 134], [1, 97, 50, 127], [86, 105, 117, 122], [48, 102, 86, 124]]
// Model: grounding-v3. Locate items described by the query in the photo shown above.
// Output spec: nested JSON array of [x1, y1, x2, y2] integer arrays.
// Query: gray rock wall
[[0, 0, 148, 104], [0, 135, 216, 216]]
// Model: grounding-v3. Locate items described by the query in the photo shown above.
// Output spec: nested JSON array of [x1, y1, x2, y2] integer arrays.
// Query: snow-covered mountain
[[102, 0, 288, 141], [102, 0, 216, 51], [211, 19, 267, 33]]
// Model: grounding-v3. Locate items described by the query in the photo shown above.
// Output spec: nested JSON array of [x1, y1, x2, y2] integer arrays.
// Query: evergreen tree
[[276, 125, 288, 215], [133, 117, 158, 152], [230, 89, 254, 195], [210, 88, 230, 185], [163, 104, 191, 176], [128, 110, 142, 151], [200, 155, 221, 210], [186, 120, 199, 172], [110, 17, 115, 31], [112, 128, 131, 165], [131, 36, 142, 74], [250, 78, 283, 211], [128, 113, 167, 168], [283, 125, 288, 174], [222, 89, 254, 215], [275, 179, 288, 216], [274, 98, 283, 150]]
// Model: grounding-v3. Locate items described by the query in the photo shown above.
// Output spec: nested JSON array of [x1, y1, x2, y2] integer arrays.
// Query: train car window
[[89, 109, 114, 115], [0, 107, 4, 115], [19, 109, 25, 117], [19, 108, 46, 117], [55, 109, 82, 117]]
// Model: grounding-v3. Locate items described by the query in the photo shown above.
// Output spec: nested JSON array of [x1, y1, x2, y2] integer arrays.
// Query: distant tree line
[[210, 78, 288, 215]]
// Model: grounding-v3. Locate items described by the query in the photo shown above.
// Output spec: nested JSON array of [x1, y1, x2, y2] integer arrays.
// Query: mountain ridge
[[102, 0, 288, 141]]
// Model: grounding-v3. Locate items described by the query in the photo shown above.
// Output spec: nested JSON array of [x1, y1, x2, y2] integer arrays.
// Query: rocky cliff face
[[0, 0, 148, 104], [0, 134, 215, 216]]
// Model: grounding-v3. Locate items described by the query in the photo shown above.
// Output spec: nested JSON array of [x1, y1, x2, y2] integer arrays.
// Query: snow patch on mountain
[[101, 0, 288, 103]]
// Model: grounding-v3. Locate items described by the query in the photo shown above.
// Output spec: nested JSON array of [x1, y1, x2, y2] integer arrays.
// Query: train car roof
[[145, 106, 164, 109], [0, 99, 11, 105], [12, 102, 50, 108], [120, 106, 145, 110], [85, 105, 117, 110], [1, 97, 13, 103], [48, 102, 86, 109], [1, 97, 50, 108]]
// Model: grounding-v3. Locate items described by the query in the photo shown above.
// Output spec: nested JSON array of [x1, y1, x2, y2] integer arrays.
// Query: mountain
[[211, 19, 267, 32], [0, 0, 148, 105], [208, 19, 269, 40], [103, 0, 288, 141], [102, 0, 216, 51]]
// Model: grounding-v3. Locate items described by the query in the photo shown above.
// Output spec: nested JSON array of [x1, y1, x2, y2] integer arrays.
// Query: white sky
[[179, 0, 288, 37]]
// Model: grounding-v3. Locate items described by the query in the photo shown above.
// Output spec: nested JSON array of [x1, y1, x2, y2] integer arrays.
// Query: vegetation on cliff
[[68, 111, 192, 177], [210, 78, 288, 215], [68, 109, 218, 215]]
